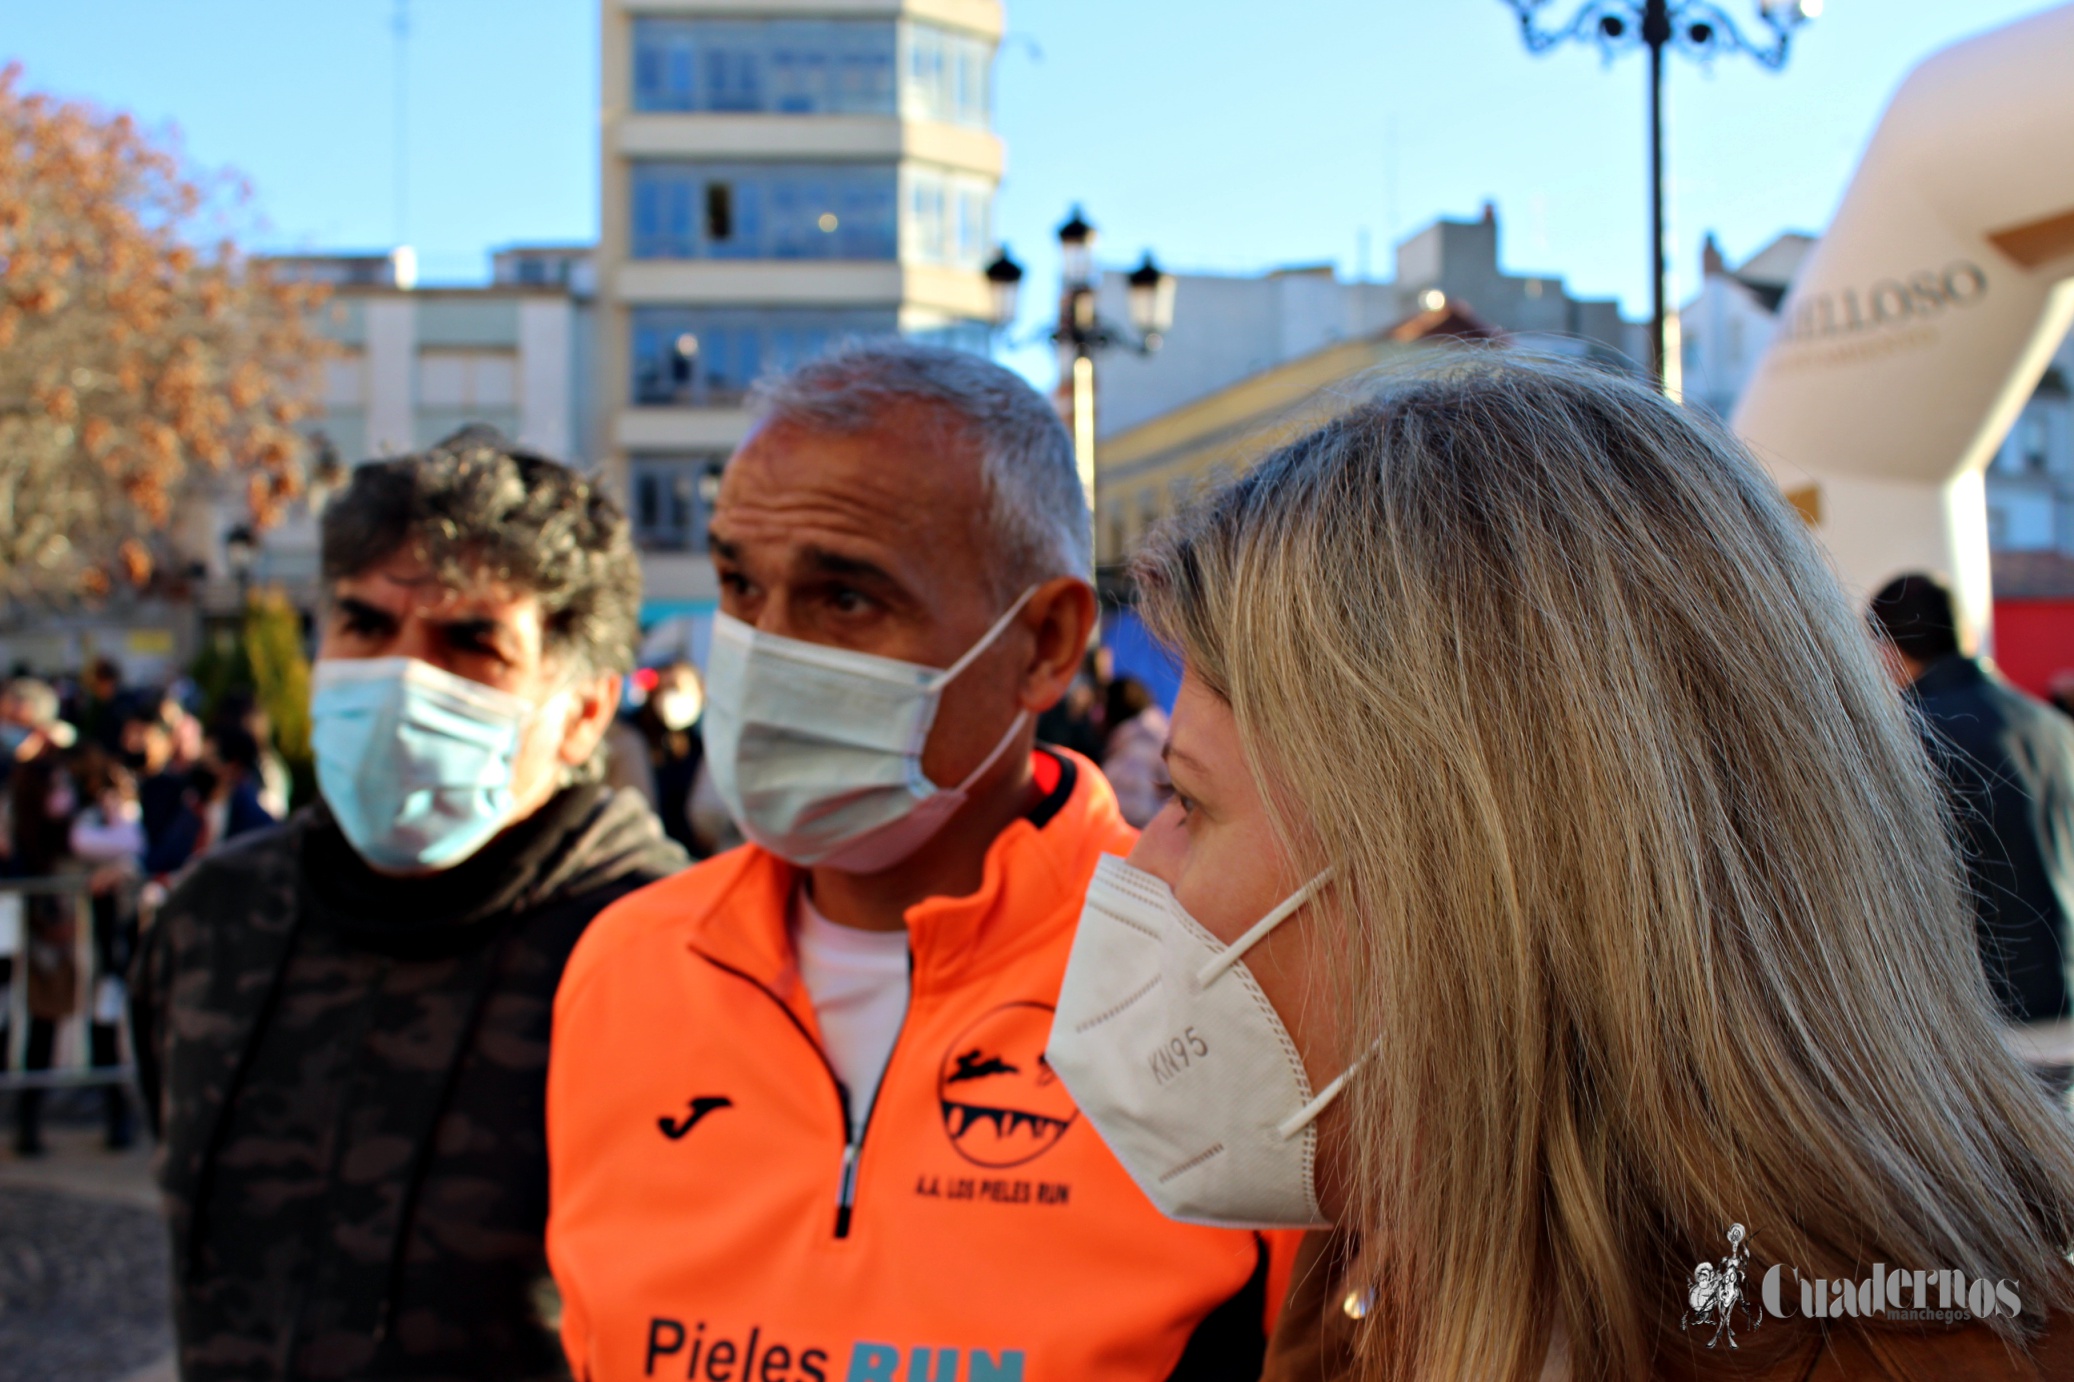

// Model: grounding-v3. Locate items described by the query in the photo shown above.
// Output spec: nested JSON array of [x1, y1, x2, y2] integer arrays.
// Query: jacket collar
[[1909, 652, 1987, 700], [682, 748, 1130, 1022]]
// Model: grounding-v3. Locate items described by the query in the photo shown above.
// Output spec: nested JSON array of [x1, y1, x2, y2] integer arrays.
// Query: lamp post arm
[[1504, 0, 1801, 67]]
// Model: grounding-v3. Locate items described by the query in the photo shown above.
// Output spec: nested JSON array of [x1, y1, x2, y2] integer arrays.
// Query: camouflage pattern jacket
[[132, 785, 686, 1382]]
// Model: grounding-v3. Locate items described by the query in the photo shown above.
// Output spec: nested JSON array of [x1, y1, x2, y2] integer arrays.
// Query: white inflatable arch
[[1732, 1, 2074, 643]]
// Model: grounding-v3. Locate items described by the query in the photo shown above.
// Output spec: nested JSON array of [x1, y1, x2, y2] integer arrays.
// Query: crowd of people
[[0, 668, 291, 1155], [6, 342, 2073, 1382]]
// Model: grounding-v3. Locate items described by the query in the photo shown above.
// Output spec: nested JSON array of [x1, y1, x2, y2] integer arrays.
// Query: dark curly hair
[[320, 426, 640, 677]]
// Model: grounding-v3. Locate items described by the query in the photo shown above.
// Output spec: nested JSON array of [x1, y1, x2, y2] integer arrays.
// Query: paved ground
[[0, 1105, 176, 1382]]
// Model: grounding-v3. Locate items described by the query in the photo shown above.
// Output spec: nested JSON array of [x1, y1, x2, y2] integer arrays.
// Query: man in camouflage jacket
[[132, 431, 685, 1381]]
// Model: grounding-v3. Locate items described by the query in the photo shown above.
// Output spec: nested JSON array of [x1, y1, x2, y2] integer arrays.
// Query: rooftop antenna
[[392, 0, 410, 250]]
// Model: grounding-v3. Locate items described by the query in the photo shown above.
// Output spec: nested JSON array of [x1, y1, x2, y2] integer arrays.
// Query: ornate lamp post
[[1049, 206, 1173, 523], [1501, 0, 1818, 392], [981, 214, 1174, 570]]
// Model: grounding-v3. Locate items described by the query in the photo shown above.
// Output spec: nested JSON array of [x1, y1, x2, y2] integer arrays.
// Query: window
[[633, 20, 897, 116], [899, 23, 992, 128], [632, 163, 898, 261], [631, 455, 728, 552], [418, 350, 518, 410], [706, 183, 735, 243], [901, 166, 994, 268], [630, 308, 898, 406], [2021, 413, 2050, 473]]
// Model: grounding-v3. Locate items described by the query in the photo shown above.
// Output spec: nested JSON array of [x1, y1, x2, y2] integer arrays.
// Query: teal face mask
[[311, 656, 559, 873]]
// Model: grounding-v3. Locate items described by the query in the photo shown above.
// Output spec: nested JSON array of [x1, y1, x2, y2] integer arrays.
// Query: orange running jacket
[[547, 751, 1296, 1382]]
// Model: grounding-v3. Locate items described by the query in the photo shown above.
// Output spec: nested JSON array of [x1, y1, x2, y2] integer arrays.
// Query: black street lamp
[[984, 246, 1025, 330], [1501, 0, 1817, 391], [1048, 206, 1173, 534], [224, 524, 258, 603]]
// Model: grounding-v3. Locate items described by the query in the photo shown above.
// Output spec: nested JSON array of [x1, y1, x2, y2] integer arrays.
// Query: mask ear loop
[[924, 584, 1042, 691], [1276, 1044, 1373, 1140], [921, 584, 1043, 794], [949, 708, 1031, 793], [1195, 867, 1335, 989]]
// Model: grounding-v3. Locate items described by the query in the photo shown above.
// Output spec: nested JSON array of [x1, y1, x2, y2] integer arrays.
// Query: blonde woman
[[1046, 354, 2074, 1381]]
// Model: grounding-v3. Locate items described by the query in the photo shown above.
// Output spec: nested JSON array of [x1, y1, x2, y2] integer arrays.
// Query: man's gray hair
[[746, 340, 1091, 594]]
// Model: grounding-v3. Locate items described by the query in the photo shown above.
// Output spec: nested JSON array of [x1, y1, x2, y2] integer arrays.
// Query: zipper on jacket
[[696, 947, 911, 1242], [831, 954, 912, 1240]]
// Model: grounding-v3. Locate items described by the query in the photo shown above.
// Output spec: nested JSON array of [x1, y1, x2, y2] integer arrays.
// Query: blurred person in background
[[200, 724, 278, 845], [547, 343, 1295, 1381], [631, 660, 705, 857], [132, 429, 685, 1381], [74, 656, 130, 753], [122, 704, 190, 864], [1036, 648, 1110, 760], [5, 677, 80, 1157], [67, 747, 142, 1149], [166, 693, 206, 774], [1046, 356, 2074, 1381], [1870, 573, 2074, 1031], [1100, 675, 1170, 828], [212, 692, 293, 820]]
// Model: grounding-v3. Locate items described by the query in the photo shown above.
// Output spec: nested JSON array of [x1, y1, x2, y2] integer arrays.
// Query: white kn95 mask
[[1047, 853, 1357, 1229]]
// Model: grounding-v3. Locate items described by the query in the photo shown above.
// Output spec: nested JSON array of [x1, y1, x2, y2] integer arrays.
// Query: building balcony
[[617, 406, 757, 451], [616, 113, 1003, 179], [613, 259, 992, 319], [613, 0, 1003, 42]]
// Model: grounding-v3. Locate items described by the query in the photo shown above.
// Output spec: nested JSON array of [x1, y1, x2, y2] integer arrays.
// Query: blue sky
[[2, 0, 2063, 387]]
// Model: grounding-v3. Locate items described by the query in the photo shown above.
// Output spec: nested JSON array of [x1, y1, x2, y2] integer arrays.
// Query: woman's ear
[[1020, 577, 1099, 714], [557, 672, 624, 767]]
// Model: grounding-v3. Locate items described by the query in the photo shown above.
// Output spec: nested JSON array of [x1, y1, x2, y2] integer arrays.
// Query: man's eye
[[829, 587, 872, 615]]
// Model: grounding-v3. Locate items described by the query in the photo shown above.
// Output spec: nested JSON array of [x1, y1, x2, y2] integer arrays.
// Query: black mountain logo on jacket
[[937, 1002, 1077, 1168]]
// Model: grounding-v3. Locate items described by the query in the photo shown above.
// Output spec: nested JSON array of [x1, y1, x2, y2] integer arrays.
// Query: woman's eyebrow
[[1161, 739, 1211, 779]]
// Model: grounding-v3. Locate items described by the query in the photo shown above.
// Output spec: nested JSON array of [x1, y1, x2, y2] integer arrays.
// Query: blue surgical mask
[[310, 656, 563, 872]]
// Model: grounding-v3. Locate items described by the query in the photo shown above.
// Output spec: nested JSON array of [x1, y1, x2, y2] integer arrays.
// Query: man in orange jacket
[[547, 342, 1292, 1382]]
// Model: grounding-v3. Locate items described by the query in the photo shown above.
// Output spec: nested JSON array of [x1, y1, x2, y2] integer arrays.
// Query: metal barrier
[[0, 872, 137, 1093]]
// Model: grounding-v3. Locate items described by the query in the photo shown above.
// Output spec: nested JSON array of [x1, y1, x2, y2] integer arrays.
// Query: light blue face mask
[[310, 656, 563, 873]]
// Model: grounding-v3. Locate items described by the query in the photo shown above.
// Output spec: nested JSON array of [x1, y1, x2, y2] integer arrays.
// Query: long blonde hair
[[1134, 353, 2074, 1380]]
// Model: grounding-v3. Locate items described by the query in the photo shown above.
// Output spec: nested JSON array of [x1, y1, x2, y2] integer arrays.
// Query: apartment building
[[599, 0, 1006, 615]]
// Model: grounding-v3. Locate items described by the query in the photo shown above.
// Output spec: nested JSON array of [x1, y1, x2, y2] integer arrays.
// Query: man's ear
[[1019, 577, 1098, 715], [558, 671, 623, 767]]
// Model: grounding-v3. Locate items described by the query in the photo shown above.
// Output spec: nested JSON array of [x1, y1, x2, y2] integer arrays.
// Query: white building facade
[[599, 0, 1006, 616], [239, 247, 596, 600], [1091, 205, 1643, 439]]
